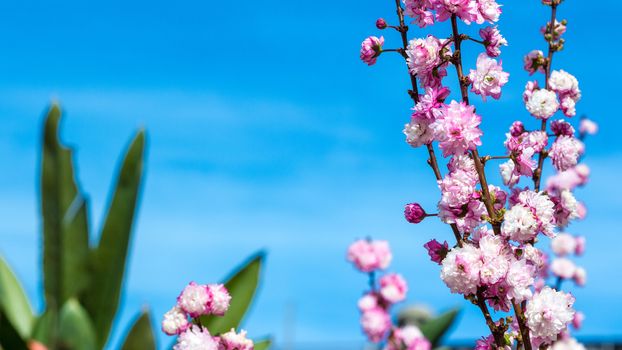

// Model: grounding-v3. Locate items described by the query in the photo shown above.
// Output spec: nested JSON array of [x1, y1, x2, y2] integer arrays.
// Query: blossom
[[177, 282, 211, 317], [501, 204, 538, 242], [431, 101, 483, 156], [523, 50, 545, 75], [572, 312, 585, 330], [551, 233, 577, 256], [376, 18, 388, 29], [406, 36, 448, 76], [475, 0, 502, 24], [550, 338, 586, 350], [573, 267, 587, 286], [550, 136, 582, 171], [412, 86, 450, 121], [575, 236, 586, 255], [506, 258, 535, 302], [434, 0, 479, 24], [404, 203, 427, 223], [404, 119, 435, 148], [440, 244, 483, 295], [361, 308, 392, 342], [560, 96, 576, 117], [174, 326, 218, 350], [207, 284, 231, 316], [468, 53, 509, 100], [385, 325, 431, 350], [499, 160, 519, 187], [219, 329, 254, 350], [579, 118, 598, 135], [379, 273, 408, 304], [525, 89, 559, 119], [358, 293, 379, 312], [403, 0, 435, 27], [552, 190, 579, 227], [525, 287, 575, 343], [550, 258, 576, 279], [517, 190, 556, 236], [360, 36, 384, 66], [549, 70, 580, 96], [479, 26, 507, 57], [424, 239, 449, 264], [162, 306, 190, 336], [550, 120, 575, 137], [347, 239, 393, 272]]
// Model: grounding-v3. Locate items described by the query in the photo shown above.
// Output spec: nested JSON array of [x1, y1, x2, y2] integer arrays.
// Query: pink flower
[[550, 120, 575, 137], [219, 329, 254, 350], [479, 26, 507, 57], [506, 258, 535, 302], [560, 96, 576, 117], [406, 36, 449, 76], [550, 136, 583, 171], [468, 53, 509, 100], [440, 243, 483, 295], [360, 36, 384, 66], [404, 203, 427, 223], [572, 311, 585, 330], [431, 101, 483, 156], [475, 0, 502, 23], [386, 325, 431, 350], [579, 118, 598, 135], [475, 335, 495, 350], [523, 50, 546, 75], [551, 233, 577, 256], [379, 273, 409, 304], [207, 284, 231, 316], [542, 20, 567, 39], [403, 0, 435, 27], [412, 86, 450, 121], [525, 287, 575, 343], [347, 239, 393, 272], [523, 80, 540, 103], [550, 258, 576, 279], [573, 267, 587, 286], [177, 282, 211, 317], [162, 306, 190, 336], [424, 239, 449, 264], [574, 236, 586, 255], [361, 307, 392, 342], [174, 325, 218, 350], [434, 0, 479, 24], [358, 293, 380, 312]]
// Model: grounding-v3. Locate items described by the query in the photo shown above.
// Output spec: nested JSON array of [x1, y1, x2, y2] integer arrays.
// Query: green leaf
[[254, 338, 272, 350], [58, 299, 96, 350], [120, 310, 156, 350], [40, 104, 90, 313], [82, 130, 146, 348], [0, 309, 29, 350], [30, 309, 56, 346], [420, 308, 460, 348], [201, 252, 265, 335], [0, 256, 34, 339]]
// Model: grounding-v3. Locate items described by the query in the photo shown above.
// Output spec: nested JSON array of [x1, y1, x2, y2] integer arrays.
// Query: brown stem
[[533, 2, 558, 191], [476, 289, 506, 346], [513, 300, 533, 350]]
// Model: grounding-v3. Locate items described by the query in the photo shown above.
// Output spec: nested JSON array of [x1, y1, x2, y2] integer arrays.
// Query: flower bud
[[404, 203, 426, 224], [376, 18, 387, 30]]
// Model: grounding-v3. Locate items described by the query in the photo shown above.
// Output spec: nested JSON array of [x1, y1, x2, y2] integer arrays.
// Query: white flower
[[177, 282, 211, 317], [551, 258, 576, 279], [207, 284, 231, 316], [440, 244, 483, 295], [526, 89, 559, 119], [404, 119, 434, 148], [502, 204, 538, 243], [550, 338, 586, 350], [551, 233, 577, 256], [549, 70, 579, 95], [162, 306, 189, 336], [499, 160, 519, 187], [174, 326, 218, 350], [220, 328, 254, 350], [525, 287, 575, 343], [573, 266, 587, 286], [518, 191, 555, 236], [506, 258, 535, 302]]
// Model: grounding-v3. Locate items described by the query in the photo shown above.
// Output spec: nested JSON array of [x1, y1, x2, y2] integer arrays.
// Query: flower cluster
[[348, 239, 431, 350], [357, 0, 597, 348], [162, 282, 253, 350]]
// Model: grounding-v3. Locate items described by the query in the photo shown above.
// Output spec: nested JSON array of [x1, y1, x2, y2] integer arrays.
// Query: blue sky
[[0, 0, 620, 348]]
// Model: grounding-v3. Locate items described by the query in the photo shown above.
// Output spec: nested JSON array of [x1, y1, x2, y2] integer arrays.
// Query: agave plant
[[0, 105, 271, 350]]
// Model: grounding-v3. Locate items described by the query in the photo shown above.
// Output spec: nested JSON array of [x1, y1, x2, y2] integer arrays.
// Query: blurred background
[[0, 0, 621, 349]]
